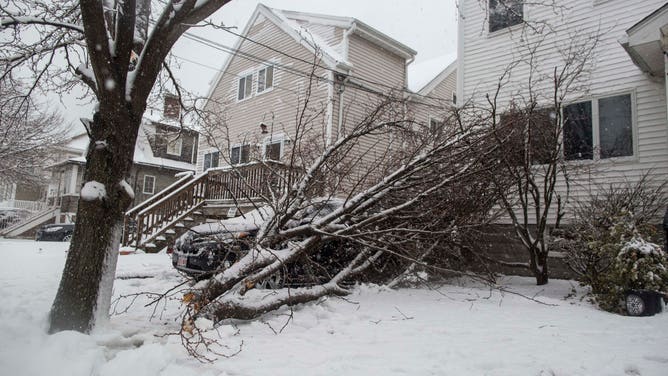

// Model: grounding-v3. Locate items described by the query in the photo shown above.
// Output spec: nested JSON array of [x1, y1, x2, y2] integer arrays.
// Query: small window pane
[[245, 74, 252, 97], [143, 176, 155, 194], [230, 147, 241, 165], [204, 153, 212, 170], [258, 69, 266, 93], [237, 77, 246, 100], [265, 142, 281, 161], [211, 151, 220, 168], [240, 145, 250, 163], [265, 66, 273, 89], [489, 0, 523, 33], [564, 101, 593, 160], [166, 137, 182, 156], [599, 94, 633, 158]]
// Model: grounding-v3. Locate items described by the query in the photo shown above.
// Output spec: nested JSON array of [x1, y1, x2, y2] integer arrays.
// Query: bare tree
[[454, 9, 602, 284], [1, 0, 235, 333], [0, 83, 67, 186]]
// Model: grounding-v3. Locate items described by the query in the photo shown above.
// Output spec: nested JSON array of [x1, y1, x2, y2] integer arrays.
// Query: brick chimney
[[163, 94, 180, 120]]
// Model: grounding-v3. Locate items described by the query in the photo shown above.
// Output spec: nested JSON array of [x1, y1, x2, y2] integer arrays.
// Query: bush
[[549, 174, 666, 312], [595, 236, 668, 312]]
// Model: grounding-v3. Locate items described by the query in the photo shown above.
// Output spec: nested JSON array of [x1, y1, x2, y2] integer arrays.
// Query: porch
[[122, 161, 298, 251]]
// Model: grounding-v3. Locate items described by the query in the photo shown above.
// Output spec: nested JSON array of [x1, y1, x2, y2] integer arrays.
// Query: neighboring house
[[457, 0, 668, 221], [407, 54, 458, 130], [199, 4, 418, 177], [48, 97, 198, 223]]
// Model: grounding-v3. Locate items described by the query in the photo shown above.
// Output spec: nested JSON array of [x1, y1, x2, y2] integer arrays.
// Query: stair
[[122, 161, 296, 252], [0, 208, 58, 238]]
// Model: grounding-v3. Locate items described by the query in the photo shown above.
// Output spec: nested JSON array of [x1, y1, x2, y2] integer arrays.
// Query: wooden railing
[[122, 162, 298, 248], [207, 161, 295, 202]]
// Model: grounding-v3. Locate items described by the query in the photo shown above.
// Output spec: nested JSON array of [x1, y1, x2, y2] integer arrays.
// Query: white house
[[457, 0, 668, 220]]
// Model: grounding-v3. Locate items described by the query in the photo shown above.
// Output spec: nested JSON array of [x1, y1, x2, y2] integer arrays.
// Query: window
[[203, 151, 220, 170], [499, 108, 557, 165], [230, 144, 250, 165], [237, 73, 253, 101], [564, 93, 633, 161], [257, 65, 274, 94], [264, 141, 282, 161], [166, 136, 182, 156], [489, 0, 523, 33], [143, 175, 155, 195]]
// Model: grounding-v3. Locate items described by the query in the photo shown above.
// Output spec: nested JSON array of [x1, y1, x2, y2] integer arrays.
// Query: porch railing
[[122, 161, 298, 248]]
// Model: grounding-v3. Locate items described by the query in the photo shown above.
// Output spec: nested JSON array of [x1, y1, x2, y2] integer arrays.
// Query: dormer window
[[257, 65, 274, 94], [166, 136, 182, 156], [489, 0, 523, 33], [237, 73, 253, 101]]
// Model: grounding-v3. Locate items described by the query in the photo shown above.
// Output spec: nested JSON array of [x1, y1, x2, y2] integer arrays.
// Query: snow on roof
[[407, 53, 457, 93], [133, 121, 196, 171], [57, 120, 195, 172], [64, 132, 89, 152]]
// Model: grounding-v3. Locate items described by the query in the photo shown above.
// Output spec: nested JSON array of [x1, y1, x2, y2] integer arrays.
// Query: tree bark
[[48, 103, 138, 333]]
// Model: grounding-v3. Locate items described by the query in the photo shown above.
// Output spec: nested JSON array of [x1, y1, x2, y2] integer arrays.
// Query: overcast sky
[[57, 0, 458, 130]]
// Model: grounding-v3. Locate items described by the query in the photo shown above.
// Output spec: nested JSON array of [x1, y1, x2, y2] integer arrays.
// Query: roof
[[53, 121, 196, 172], [407, 53, 457, 94], [205, 4, 418, 103]]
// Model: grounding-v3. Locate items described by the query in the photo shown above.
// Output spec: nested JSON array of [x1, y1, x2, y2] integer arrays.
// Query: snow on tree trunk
[[48, 108, 137, 333]]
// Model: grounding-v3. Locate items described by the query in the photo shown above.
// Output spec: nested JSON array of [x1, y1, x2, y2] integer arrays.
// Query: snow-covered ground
[[0, 239, 667, 376]]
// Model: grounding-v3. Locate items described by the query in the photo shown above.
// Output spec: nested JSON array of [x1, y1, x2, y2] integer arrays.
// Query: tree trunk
[[48, 106, 138, 333], [530, 248, 549, 286]]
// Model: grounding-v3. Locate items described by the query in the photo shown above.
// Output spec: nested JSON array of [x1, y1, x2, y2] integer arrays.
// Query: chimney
[[163, 94, 180, 120]]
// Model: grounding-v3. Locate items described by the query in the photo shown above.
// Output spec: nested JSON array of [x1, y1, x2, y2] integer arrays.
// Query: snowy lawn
[[0, 239, 667, 376]]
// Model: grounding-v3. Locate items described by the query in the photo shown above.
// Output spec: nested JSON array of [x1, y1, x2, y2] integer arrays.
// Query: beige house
[[198, 4, 420, 176], [120, 4, 459, 250]]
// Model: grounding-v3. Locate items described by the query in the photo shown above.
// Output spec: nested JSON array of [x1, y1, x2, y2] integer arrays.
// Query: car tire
[[625, 290, 663, 316], [626, 292, 646, 316], [62, 234, 73, 242]]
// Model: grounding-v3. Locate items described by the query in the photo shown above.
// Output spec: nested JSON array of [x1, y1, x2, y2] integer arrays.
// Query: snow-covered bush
[[595, 236, 668, 312], [549, 175, 666, 312]]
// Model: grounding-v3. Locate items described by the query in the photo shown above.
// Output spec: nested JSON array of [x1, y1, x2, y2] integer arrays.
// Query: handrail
[[125, 171, 195, 217], [122, 162, 300, 249]]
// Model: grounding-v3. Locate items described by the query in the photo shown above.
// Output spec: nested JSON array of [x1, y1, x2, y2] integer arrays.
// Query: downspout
[[337, 74, 348, 139], [325, 70, 335, 146]]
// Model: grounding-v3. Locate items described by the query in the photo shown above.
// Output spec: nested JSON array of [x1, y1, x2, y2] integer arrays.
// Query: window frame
[[562, 91, 637, 163], [237, 72, 254, 102], [143, 175, 156, 195], [230, 143, 251, 165], [488, 0, 524, 35], [165, 135, 183, 156], [262, 134, 289, 161], [203, 150, 220, 171], [257, 65, 274, 95]]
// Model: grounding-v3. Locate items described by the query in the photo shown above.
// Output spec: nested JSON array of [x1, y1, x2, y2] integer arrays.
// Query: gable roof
[[205, 3, 417, 103], [407, 53, 457, 95]]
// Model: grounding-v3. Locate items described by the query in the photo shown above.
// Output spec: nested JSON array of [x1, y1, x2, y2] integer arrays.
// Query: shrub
[[595, 236, 668, 312], [549, 173, 666, 312]]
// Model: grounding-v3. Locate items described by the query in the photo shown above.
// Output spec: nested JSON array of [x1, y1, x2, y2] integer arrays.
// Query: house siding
[[200, 10, 414, 197], [200, 13, 333, 173], [459, 0, 668, 222]]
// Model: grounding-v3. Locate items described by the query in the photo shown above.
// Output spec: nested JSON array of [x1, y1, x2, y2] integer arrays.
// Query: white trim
[[325, 70, 335, 146], [456, 6, 465, 109], [142, 175, 156, 195]]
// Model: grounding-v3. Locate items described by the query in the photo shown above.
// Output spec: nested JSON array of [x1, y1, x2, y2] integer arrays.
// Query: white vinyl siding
[[459, 0, 668, 222]]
